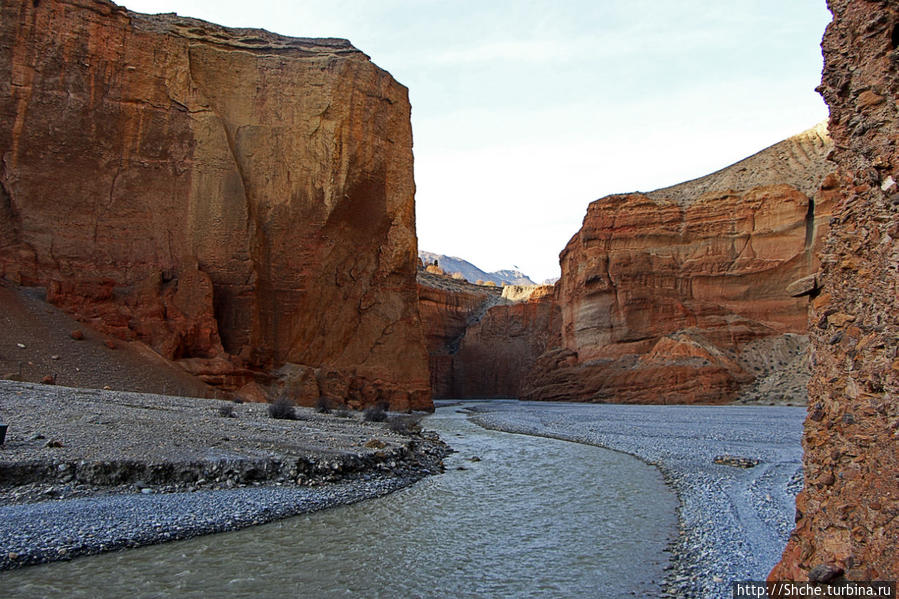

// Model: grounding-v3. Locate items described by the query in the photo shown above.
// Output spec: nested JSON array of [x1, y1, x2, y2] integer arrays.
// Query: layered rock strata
[[771, 0, 899, 583], [0, 0, 430, 409], [524, 125, 835, 404], [417, 270, 561, 398]]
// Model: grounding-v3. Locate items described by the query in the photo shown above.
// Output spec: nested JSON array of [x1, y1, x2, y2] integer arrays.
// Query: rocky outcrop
[[770, 0, 899, 584], [417, 270, 560, 398], [452, 285, 560, 397], [416, 271, 503, 396], [0, 0, 430, 409], [526, 125, 835, 404]]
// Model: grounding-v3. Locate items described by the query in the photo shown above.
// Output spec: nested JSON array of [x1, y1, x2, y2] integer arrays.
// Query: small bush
[[218, 404, 236, 418], [268, 396, 297, 420], [316, 396, 332, 414], [362, 401, 389, 422], [388, 414, 422, 435]]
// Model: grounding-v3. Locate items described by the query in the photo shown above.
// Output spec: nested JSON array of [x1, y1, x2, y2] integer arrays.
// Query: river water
[[3, 402, 677, 598]]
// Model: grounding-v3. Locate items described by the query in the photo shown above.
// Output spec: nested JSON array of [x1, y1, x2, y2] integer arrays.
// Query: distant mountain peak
[[419, 251, 535, 286]]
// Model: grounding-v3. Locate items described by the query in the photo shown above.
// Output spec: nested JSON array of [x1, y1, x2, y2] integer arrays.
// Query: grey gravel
[[463, 400, 805, 599], [0, 475, 419, 570], [0, 380, 448, 570]]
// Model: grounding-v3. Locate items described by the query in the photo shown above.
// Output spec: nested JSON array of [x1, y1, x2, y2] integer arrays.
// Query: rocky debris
[[714, 455, 761, 468], [770, 0, 899, 585], [0, 0, 430, 410], [732, 333, 811, 406], [0, 474, 440, 571], [522, 125, 835, 405], [0, 282, 218, 398]]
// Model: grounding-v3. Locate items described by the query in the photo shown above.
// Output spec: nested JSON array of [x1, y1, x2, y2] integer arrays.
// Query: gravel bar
[[463, 400, 805, 599], [0, 381, 448, 570], [0, 475, 419, 570]]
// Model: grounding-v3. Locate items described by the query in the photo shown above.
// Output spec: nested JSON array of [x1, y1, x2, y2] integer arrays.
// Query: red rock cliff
[[417, 271, 498, 397], [453, 285, 561, 398], [526, 125, 835, 404], [417, 271, 561, 398], [770, 0, 899, 583], [0, 0, 430, 410]]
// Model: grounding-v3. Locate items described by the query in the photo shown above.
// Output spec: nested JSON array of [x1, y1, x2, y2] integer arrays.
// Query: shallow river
[[3, 402, 678, 598]]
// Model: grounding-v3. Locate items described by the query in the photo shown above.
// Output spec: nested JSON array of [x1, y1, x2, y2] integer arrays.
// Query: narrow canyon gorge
[[0, 0, 895, 586]]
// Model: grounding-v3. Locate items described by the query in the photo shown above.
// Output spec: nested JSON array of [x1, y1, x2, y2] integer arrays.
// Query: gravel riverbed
[[0, 381, 448, 570], [0, 475, 418, 570], [463, 400, 805, 599]]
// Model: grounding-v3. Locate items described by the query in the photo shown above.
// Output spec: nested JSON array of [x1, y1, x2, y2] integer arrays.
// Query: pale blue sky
[[124, 0, 832, 282]]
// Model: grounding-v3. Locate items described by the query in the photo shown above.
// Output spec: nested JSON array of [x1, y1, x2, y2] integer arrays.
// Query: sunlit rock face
[[0, 0, 430, 409], [771, 0, 899, 585], [524, 124, 835, 404]]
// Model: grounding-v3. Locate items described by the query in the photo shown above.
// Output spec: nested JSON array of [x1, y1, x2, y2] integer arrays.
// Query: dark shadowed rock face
[[417, 275, 496, 397], [525, 125, 835, 404], [453, 285, 561, 398], [0, 0, 430, 410], [770, 0, 899, 584], [416, 271, 560, 399]]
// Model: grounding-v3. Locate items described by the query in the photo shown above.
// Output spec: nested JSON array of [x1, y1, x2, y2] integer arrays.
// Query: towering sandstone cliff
[[0, 0, 431, 409], [771, 0, 899, 583], [522, 124, 835, 404]]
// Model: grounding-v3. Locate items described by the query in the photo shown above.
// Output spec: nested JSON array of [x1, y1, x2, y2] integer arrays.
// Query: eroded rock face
[[0, 0, 430, 409], [453, 285, 561, 398], [416, 270, 561, 398], [416, 271, 502, 397], [770, 0, 899, 583], [527, 125, 835, 403]]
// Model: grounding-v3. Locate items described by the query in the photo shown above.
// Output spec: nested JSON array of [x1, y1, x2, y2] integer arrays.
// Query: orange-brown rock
[[527, 125, 835, 403], [453, 285, 561, 398], [770, 0, 899, 585], [416, 270, 501, 396], [0, 0, 430, 410]]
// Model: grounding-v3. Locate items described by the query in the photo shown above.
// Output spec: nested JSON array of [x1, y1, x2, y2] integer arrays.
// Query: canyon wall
[[523, 125, 835, 404], [417, 271, 499, 397], [771, 0, 899, 583], [417, 271, 560, 398], [0, 0, 430, 409], [452, 285, 560, 398]]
